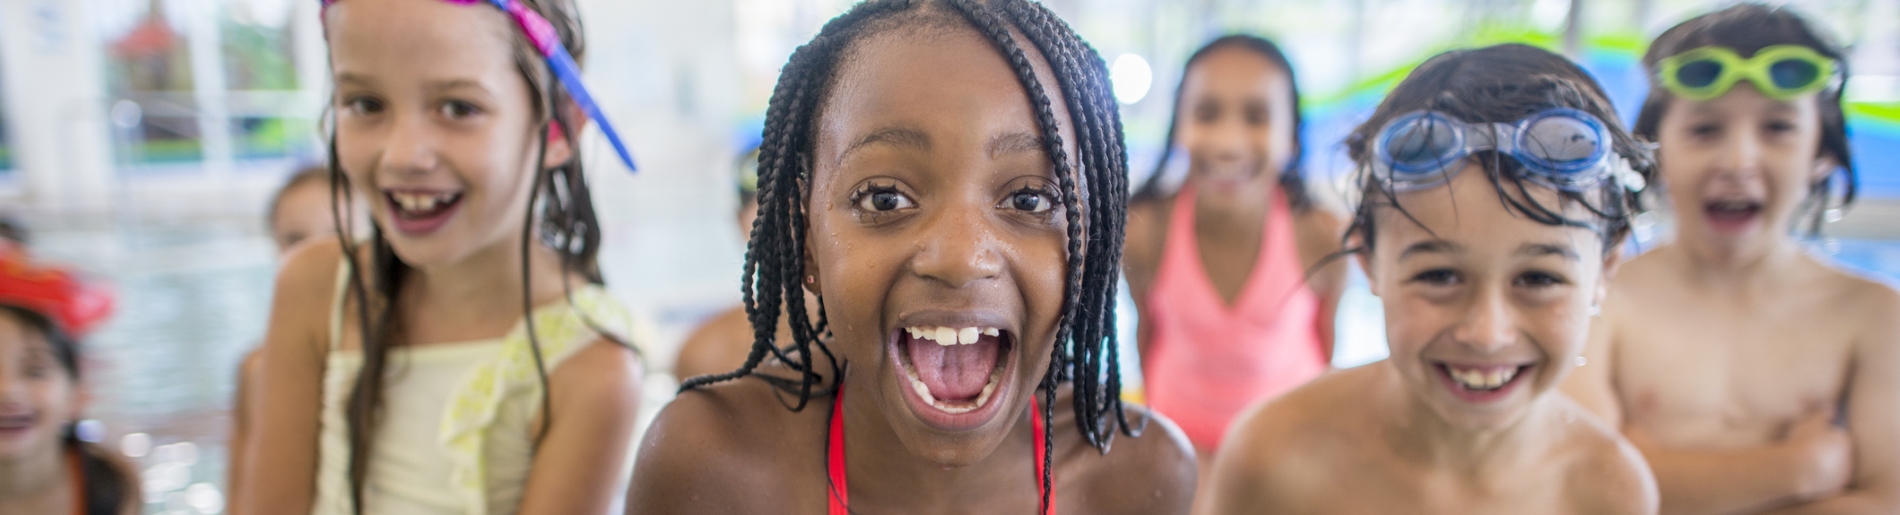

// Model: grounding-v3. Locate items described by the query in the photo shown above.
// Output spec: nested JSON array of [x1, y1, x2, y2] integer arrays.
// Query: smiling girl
[[238, 0, 645, 514], [1201, 44, 1658, 514], [626, 1, 1195, 513], [0, 253, 132, 515]]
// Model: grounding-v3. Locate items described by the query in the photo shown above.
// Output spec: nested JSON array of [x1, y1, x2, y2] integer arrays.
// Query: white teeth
[[1448, 366, 1520, 391], [903, 326, 1002, 346], [391, 192, 456, 213]]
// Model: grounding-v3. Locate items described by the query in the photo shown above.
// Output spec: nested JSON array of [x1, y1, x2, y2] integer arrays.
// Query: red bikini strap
[[828, 385, 849, 515], [826, 386, 1052, 515]]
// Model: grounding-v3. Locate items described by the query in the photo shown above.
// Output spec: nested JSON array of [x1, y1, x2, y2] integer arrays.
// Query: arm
[[1123, 201, 1163, 375], [234, 242, 341, 515], [226, 350, 264, 511], [1757, 288, 1900, 514], [1294, 209, 1348, 364], [516, 340, 645, 515], [1631, 412, 1850, 515]]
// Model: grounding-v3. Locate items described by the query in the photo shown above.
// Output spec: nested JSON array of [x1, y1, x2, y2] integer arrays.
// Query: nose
[[1452, 287, 1518, 354], [1711, 130, 1764, 182], [908, 198, 1006, 290], [376, 112, 441, 176]]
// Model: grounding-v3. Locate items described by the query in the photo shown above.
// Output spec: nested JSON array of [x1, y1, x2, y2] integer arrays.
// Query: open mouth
[[1434, 362, 1533, 403], [0, 410, 37, 438], [892, 325, 1013, 427], [1703, 199, 1763, 232], [384, 189, 464, 236]]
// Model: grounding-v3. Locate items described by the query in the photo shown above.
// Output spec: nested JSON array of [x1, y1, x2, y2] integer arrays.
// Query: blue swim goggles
[[1371, 108, 1640, 193]]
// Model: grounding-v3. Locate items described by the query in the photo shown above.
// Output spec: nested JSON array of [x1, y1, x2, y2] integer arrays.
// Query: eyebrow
[[1399, 240, 1461, 260], [839, 127, 932, 165], [987, 132, 1045, 159], [1517, 242, 1580, 261]]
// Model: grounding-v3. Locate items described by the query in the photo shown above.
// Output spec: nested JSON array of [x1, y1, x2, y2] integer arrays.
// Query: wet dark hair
[[1134, 34, 1310, 210], [1345, 44, 1655, 254], [1635, 3, 1854, 236], [266, 165, 331, 229], [0, 306, 137, 515], [321, 0, 623, 512], [677, 0, 1137, 508]]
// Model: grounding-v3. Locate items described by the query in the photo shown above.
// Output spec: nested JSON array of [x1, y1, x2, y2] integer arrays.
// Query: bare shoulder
[[1292, 203, 1348, 251], [551, 338, 645, 406], [627, 375, 825, 513], [674, 305, 754, 379], [1056, 401, 1197, 515], [265, 237, 350, 355], [1552, 397, 1659, 515], [1124, 196, 1171, 285], [1215, 366, 1379, 505]]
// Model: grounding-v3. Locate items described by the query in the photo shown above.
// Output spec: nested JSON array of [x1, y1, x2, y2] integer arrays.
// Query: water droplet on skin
[[1574, 356, 1587, 367]]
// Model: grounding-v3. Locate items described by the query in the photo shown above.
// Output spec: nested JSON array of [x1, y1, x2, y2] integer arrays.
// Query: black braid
[[681, 2, 1137, 510]]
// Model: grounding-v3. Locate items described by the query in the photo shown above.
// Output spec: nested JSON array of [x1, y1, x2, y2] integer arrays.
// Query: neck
[[0, 444, 72, 513], [407, 230, 575, 316], [1190, 174, 1278, 227], [1668, 228, 1806, 289], [840, 385, 1039, 511]]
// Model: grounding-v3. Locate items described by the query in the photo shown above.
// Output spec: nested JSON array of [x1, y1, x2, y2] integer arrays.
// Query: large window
[[96, 0, 319, 170]]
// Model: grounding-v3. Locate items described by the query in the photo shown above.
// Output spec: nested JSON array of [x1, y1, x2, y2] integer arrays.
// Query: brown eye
[[855, 188, 914, 212], [1009, 191, 1049, 213]]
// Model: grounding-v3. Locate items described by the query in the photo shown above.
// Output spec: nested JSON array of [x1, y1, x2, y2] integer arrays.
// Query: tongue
[[907, 334, 1000, 402]]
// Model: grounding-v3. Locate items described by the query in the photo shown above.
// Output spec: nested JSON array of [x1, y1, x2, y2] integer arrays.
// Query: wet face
[[1173, 44, 1297, 193], [1655, 83, 1831, 254], [0, 311, 80, 463], [326, 0, 570, 266], [271, 181, 341, 254], [807, 25, 1077, 466], [1364, 164, 1613, 429]]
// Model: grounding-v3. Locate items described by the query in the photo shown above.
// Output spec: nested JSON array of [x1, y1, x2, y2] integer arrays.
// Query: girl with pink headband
[[237, 0, 646, 513]]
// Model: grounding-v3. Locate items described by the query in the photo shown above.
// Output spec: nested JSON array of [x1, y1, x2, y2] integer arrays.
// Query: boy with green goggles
[[1657, 44, 1838, 101]]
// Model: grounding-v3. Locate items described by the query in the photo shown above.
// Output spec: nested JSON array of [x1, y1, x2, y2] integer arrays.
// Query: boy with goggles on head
[[1560, 4, 1900, 514], [1202, 43, 1659, 515]]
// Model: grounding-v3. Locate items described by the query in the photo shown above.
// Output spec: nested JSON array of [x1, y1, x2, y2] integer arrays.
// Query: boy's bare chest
[[1304, 464, 1587, 515], [1612, 295, 1853, 446]]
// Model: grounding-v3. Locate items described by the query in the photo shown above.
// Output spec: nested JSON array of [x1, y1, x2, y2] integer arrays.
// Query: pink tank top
[[1143, 185, 1327, 450]]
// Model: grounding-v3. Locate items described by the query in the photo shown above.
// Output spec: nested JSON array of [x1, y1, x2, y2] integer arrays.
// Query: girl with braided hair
[[1202, 44, 1660, 514], [628, 1, 1194, 513], [238, 0, 646, 513]]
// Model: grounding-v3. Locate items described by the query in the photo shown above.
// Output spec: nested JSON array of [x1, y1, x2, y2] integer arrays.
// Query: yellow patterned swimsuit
[[311, 266, 641, 515]]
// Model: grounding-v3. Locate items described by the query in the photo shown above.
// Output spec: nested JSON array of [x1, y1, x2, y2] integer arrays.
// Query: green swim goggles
[[1657, 45, 1839, 101]]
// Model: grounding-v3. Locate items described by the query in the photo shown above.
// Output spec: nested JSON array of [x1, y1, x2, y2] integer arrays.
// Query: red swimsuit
[[826, 385, 1052, 514]]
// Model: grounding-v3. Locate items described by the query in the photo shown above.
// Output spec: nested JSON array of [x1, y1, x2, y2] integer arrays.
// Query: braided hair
[[320, 1, 622, 512], [1633, 3, 1855, 237], [677, 0, 1139, 508], [1134, 34, 1311, 210], [1344, 44, 1655, 255]]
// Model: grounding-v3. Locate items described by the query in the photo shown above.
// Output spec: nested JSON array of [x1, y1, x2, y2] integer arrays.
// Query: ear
[[1811, 155, 1841, 184], [540, 102, 585, 169], [1594, 244, 1626, 310], [803, 238, 823, 298], [1354, 244, 1380, 298]]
